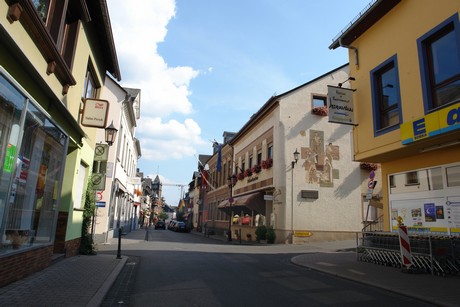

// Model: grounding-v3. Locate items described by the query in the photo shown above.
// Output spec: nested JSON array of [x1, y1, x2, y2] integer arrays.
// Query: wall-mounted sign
[[401, 102, 460, 145], [327, 85, 355, 125], [127, 177, 141, 185], [94, 144, 109, 161], [81, 98, 109, 128], [91, 173, 106, 190]]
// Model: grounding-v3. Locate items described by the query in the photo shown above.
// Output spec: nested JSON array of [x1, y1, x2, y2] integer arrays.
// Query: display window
[[389, 163, 460, 235], [0, 68, 68, 255]]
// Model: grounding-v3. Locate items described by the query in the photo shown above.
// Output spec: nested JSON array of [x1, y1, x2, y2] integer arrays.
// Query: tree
[[157, 211, 168, 221], [80, 178, 97, 255]]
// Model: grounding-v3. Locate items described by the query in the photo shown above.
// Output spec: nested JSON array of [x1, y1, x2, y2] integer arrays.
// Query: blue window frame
[[418, 13, 460, 113], [370, 55, 402, 136]]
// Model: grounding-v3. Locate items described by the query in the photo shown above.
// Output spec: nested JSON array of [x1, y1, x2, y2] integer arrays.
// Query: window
[[32, 0, 51, 24], [418, 14, 460, 111], [82, 67, 97, 99], [446, 165, 460, 187], [267, 144, 273, 159], [0, 69, 68, 254], [405, 171, 419, 185], [371, 55, 401, 134], [249, 156, 253, 168], [312, 95, 326, 108], [257, 151, 262, 165]]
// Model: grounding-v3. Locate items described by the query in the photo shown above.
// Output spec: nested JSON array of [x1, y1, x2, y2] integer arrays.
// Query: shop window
[[418, 14, 460, 111], [446, 165, 460, 187], [370, 55, 402, 135], [0, 70, 67, 254]]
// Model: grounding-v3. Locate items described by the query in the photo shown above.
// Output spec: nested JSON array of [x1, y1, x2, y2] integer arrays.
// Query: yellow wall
[[350, 1, 460, 162]]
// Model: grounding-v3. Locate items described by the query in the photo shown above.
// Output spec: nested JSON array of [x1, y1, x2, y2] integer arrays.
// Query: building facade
[[94, 75, 141, 243], [203, 65, 380, 243], [0, 0, 120, 286], [330, 0, 460, 234]]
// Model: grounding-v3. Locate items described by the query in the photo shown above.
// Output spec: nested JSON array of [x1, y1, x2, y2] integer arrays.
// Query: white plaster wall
[[277, 66, 363, 233]]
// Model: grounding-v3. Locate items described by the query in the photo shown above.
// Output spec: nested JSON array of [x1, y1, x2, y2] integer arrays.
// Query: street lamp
[[291, 149, 299, 243], [105, 121, 118, 146], [227, 174, 237, 241]]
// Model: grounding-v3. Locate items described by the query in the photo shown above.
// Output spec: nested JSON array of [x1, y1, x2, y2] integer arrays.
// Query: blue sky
[[107, 0, 371, 207]]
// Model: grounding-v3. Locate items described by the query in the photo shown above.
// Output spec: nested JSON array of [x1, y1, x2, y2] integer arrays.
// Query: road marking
[[316, 262, 337, 267], [348, 269, 366, 275]]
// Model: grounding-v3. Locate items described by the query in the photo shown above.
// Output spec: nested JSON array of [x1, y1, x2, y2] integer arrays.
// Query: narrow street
[[97, 229, 435, 307]]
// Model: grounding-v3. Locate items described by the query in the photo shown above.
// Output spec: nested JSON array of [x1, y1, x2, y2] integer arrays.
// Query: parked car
[[155, 220, 165, 230], [175, 221, 189, 233]]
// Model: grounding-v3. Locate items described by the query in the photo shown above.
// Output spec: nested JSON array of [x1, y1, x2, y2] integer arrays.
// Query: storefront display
[[0, 69, 68, 255]]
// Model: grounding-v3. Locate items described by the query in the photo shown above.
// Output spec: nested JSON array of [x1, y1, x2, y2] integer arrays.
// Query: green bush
[[266, 227, 276, 244], [255, 225, 267, 241]]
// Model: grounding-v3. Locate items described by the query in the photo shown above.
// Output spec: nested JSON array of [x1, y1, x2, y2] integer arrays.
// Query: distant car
[[155, 220, 166, 230], [175, 221, 189, 233]]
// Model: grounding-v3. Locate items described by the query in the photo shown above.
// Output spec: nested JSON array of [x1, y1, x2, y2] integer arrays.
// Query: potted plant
[[266, 226, 276, 244], [312, 106, 328, 116], [252, 164, 262, 173], [244, 168, 253, 177], [255, 225, 267, 243], [237, 172, 245, 180], [261, 158, 273, 169]]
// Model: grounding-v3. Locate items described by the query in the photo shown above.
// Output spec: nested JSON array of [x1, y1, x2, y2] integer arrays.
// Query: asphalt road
[[98, 228, 436, 307]]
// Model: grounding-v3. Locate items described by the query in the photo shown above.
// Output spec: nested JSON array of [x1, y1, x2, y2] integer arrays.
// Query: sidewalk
[[0, 228, 458, 306]]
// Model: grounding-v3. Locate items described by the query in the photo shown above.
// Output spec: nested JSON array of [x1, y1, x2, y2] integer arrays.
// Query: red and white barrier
[[398, 226, 412, 268]]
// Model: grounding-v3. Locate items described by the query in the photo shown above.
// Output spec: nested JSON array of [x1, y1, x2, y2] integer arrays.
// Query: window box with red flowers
[[261, 158, 273, 169], [360, 162, 378, 171], [311, 106, 328, 116], [252, 164, 262, 173], [237, 172, 245, 180], [244, 169, 253, 177]]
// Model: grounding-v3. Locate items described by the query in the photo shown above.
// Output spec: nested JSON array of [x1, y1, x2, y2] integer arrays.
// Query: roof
[[329, 0, 401, 49], [87, 0, 121, 81]]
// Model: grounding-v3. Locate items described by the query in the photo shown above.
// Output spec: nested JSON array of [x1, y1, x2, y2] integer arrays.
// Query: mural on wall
[[300, 130, 340, 187]]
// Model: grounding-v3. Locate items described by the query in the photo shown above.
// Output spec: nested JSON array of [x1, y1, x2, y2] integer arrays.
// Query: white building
[[94, 75, 141, 243], [215, 64, 381, 243]]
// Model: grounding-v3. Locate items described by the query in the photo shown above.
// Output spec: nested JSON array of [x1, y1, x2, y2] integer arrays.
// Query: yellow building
[[0, 0, 120, 287], [330, 0, 460, 234]]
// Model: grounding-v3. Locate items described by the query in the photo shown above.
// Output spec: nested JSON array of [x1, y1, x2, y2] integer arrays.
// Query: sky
[[107, 0, 372, 207]]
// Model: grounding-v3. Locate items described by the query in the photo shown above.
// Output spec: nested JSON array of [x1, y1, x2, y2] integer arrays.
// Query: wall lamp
[[338, 77, 356, 88], [291, 149, 300, 168], [105, 121, 118, 146]]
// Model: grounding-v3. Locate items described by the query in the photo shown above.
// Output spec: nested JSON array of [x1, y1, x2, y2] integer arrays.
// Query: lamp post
[[291, 148, 300, 244], [227, 174, 237, 241]]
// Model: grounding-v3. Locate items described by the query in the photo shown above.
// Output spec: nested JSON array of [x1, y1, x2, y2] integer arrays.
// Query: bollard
[[116, 227, 122, 259]]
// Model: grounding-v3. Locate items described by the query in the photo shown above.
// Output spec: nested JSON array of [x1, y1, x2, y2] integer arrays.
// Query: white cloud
[[137, 116, 206, 161], [107, 0, 204, 162], [108, 0, 199, 117]]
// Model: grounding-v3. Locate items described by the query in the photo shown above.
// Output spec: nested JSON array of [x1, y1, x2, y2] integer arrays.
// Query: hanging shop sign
[[81, 98, 109, 128], [401, 102, 460, 145], [327, 85, 356, 125]]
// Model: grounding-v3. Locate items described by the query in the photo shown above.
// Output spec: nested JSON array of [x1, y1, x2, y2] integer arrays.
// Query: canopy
[[217, 192, 266, 215]]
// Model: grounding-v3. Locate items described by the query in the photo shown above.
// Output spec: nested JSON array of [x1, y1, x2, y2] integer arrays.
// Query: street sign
[[94, 144, 109, 161], [264, 195, 273, 201]]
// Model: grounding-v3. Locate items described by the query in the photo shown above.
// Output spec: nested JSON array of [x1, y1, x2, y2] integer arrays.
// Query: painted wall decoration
[[300, 129, 340, 187]]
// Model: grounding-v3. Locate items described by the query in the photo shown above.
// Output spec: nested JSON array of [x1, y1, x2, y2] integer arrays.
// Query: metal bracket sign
[[81, 98, 109, 128]]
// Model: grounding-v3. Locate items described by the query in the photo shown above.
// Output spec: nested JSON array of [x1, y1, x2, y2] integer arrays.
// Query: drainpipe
[[339, 38, 359, 69]]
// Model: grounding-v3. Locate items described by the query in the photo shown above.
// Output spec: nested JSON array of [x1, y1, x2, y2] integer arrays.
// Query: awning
[[217, 192, 266, 215]]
